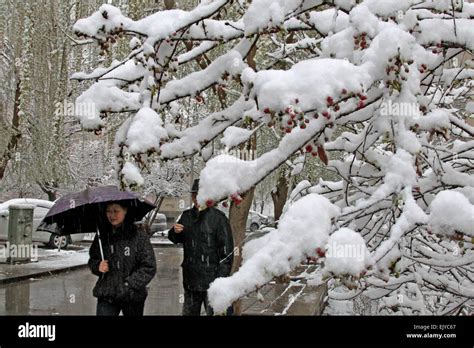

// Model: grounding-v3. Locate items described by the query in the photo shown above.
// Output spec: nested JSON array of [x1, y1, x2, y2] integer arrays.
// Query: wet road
[[0, 246, 184, 315]]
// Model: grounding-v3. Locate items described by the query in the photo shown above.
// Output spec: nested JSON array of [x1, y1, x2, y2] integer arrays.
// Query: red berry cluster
[[356, 93, 367, 109], [276, 103, 310, 134], [230, 193, 243, 205], [195, 95, 205, 104], [303, 143, 329, 164], [270, 90, 372, 136], [329, 89, 367, 117], [384, 55, 415, 90], [326, 95, 341, 112], [206, 199, 215, 207], [315, 247, 326, 258], [305, 247, 327, 263], [353, 32, 369, 50], [304, 144, 318, 157], [313, 94, 341, 125], [419, 63, 428, 74], [431, 41, 443, 54]]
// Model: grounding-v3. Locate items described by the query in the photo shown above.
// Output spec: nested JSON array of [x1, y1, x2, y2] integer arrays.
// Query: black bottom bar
[[0, 315, 472, 346]]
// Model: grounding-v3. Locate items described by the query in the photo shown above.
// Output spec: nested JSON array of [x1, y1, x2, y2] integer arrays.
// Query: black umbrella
[[38, 185, 155, 258]]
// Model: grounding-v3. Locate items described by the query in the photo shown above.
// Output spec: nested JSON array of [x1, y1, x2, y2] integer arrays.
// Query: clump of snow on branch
[[126, 107, 168, 154], [121, 161, 144, 186], [221, 126, 253, 149], [208, 193, 339, 313], [428, 191, 474, 237], [324, 228, 373, 277]]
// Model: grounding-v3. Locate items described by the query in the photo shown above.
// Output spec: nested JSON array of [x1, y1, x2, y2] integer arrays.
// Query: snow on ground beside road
[[150, 236, 174, 246], [0, 246, 89, 279], [32, 249, 89, 268], [324, 291, 354, 315]]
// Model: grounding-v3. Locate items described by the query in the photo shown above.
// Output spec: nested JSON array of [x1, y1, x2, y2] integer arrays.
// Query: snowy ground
[[324, 298, 354, 316], [0, 244, 89, 283], [0, 242, 89, 264]]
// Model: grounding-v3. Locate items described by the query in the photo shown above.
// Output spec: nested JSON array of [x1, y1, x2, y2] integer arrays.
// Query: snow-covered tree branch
[[73, 0, 473, 315]]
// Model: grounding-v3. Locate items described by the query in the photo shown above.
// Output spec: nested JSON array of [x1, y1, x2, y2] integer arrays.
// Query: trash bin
[[7, 204, 34, 264]]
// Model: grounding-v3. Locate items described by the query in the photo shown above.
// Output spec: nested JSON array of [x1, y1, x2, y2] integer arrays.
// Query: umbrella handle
[[96, 226, 105, 261]]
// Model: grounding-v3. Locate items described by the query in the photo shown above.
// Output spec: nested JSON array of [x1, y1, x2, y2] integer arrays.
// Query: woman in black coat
[[88, 201, 156, 316]]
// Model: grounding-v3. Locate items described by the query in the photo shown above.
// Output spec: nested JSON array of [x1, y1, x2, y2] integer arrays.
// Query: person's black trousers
[[96, 298, 145, 316], [182, 289, 233, 316]]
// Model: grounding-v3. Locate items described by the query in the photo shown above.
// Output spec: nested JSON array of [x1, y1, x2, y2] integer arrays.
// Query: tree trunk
[[270, 173, 290, 285], [271, 173, 289, 222], [142, 195, 165, 236], [145, 195, 165, 225], [229, 187, 255, 315], [163, 0, 176, 10], [0, 78, 21, 180], [37, 181, 58, 201], [46, 190, 57, 202]]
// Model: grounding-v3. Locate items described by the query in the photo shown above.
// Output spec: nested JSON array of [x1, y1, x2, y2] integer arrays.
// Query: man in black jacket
[[168, 179, 234, 315]]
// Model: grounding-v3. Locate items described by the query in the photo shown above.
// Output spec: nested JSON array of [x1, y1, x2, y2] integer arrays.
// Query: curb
[[150, 242, 180, 248], [0, 263, 89, 285]]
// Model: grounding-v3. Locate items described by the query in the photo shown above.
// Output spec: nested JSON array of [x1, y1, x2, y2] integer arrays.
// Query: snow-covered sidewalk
[[150, 235, 175, 246], [241, 265, 328, 316], [0, 245, 89, 284]]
